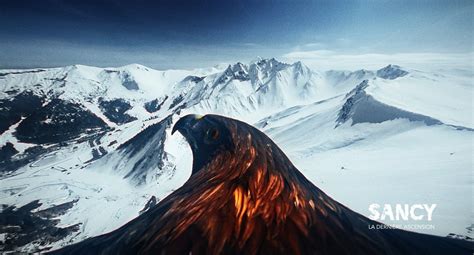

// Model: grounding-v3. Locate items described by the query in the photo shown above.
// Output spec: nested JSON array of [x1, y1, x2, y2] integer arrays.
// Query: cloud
[[241, 43, 260, 47], [282, 50, 473, 71], [303, 42, 326, 48]]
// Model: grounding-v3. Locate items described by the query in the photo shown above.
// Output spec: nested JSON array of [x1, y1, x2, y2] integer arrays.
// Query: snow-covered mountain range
[[0, 58, 472, 252]]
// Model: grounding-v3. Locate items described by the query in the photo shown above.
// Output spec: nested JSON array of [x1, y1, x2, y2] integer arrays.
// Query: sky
[[0, 0, 472, 70]]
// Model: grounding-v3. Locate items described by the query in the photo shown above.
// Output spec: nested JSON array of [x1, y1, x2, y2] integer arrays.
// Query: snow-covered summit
[[376, 64, 409, 80]]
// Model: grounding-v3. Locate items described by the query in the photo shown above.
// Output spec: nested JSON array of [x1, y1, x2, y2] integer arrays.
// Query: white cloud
[[282, 50, 473, 71], [303, 42, 326, 48]]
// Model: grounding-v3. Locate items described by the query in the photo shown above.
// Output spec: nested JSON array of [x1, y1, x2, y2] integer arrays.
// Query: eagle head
[[172, 114, 236, 175]]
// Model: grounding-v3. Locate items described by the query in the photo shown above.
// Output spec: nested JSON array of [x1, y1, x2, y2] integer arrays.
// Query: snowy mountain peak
[[250, 56, 264, 64], [168, 58, 322, 119], [220, 62, 250, 82], [293, 60, 304, 68], [336, 79, 445, 128], [352, 69, 375, 79], [376, 64, 408, 80], [292, 61, 313, 76], [119, 63, 150, 71], [345, 79, 370, 99], [215, 58, 295, 86], [251, 57, 289, 72], [247, 58, 290, 84]]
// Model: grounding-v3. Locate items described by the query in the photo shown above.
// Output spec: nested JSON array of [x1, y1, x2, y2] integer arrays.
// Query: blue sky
[[0, 0, 472, 69]]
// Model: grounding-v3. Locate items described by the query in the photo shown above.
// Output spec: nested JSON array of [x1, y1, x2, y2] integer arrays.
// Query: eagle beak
[[172, 114, 203, 135]]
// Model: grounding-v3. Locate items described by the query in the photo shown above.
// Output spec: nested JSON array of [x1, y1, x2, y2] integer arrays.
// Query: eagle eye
[[206, 128, 220, 141]]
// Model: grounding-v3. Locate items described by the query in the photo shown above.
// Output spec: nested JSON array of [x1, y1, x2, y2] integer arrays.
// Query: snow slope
[[0, 59, 472, 252]]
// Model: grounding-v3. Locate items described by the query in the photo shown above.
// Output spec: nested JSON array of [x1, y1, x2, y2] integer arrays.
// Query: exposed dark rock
[[0, 142, 18, 163], [376, 64, 409, 80], [139, 196, 158, 215], [36, 199, 79, 219], [446, 233, 473, 241], [103, 69, 119, 74], [144, 96, 168, 113], [45, 74, 68, 88], [466, 224, 474, 235], [120, 72, 139, 90], [168, 95, 184, 110], [0, 145, 49, 174], [85, 147, 108, 164], [336, 80, 369, 125], [0, 69, 46, 77], [217, 63, 250, 84], [75, 131, 108, 145], [0, 91, 45, 134], [0, 200, 80, 252], [183, 76, 204, 83], [4, 89, 20, 95], [249, 58, 289, 82], [15, 98, 108, 144], [98, 98, 137, 124]]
